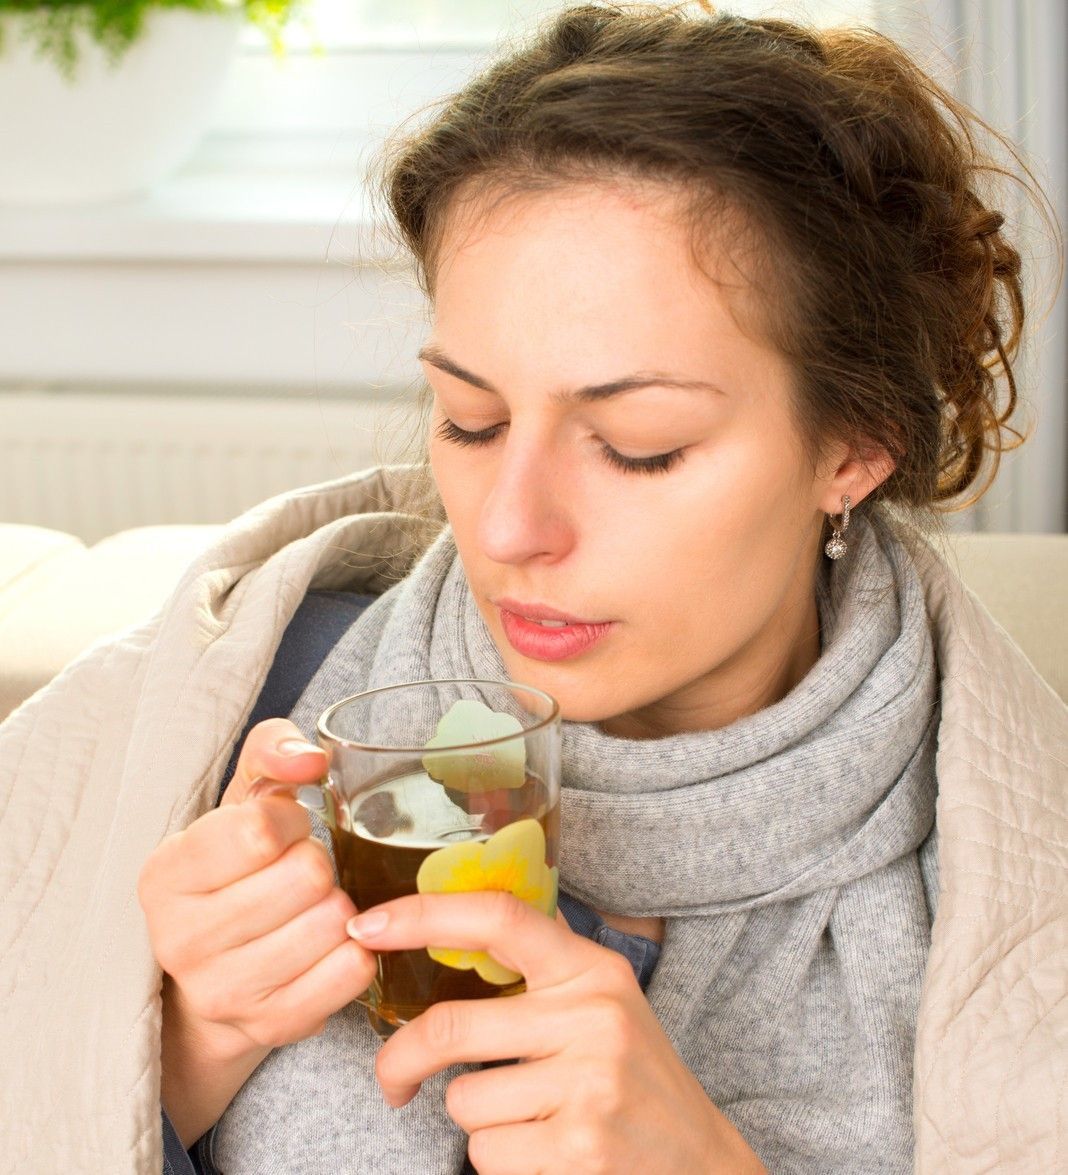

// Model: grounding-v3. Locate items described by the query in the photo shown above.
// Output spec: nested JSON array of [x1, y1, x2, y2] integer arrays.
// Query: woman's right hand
[[138, 718, 378, 1144]]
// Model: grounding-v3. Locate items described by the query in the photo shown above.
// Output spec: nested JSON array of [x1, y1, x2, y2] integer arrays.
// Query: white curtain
[[882, 0, 1068, 533]]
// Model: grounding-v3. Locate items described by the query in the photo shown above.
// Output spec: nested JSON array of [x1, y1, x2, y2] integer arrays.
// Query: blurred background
[[0, 0, 1064, 545]]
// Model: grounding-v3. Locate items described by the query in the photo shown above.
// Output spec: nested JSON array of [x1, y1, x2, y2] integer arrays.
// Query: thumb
[[222, 716, 328, 806]]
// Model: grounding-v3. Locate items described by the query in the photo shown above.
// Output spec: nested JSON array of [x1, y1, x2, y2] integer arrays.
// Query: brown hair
[[371, 1, 1059, 514]]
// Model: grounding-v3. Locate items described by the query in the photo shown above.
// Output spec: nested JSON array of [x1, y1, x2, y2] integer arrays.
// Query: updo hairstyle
[[372, 1, 1059, 516]]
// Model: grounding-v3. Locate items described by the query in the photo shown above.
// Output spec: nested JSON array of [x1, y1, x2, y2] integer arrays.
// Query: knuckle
[[421, 999, 470, 1054], [584, 992, 632, 1046], [152, 925, 197, 976], [327, 887, 358, 922], [444, 1075, 472, 1127], [563, 1122, 610, 1171], [374, 1043, 395, 1089], [487, 889, 528, 934], [248, 1020, 290, 1050], [249, 717, 298, 749], [243, 1002, 304, 1050], [600, 950, 638, 991], [137, 835, 178, 908], [135, 860, 156, 910], [294, 841, 335, 900], [580, 1059, 626, 1116], [273, 1010, 330, 1045], [240, 804, 285, 866], [410, 891, 436, 923], [349, 943, 379, 994], [233, 718, 305, 795], [465, 1129, 493, 1172], [150, 938, 180, 977], [152, 919, 199, 977], [185, 977, 232, 1025]]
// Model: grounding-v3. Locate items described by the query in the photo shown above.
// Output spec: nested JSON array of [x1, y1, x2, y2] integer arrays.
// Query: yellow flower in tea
[[422, 698, 526, 793], [416, 817, 558, 985]]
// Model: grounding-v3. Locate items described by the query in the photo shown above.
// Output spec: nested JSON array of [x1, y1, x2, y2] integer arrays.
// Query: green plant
[[0, 0, 307, 80]]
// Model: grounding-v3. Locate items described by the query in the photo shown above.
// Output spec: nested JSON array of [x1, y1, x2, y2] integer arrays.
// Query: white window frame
[[0, 0, 892, 395]]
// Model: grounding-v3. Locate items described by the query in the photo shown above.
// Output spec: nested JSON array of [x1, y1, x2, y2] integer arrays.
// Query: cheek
[[429, 441, 489, 536], [624, 430, 798, 557], [616, 438, 813, 637]]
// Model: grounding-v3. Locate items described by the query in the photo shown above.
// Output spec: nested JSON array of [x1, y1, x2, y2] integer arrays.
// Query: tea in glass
[[249, 679, 561, 1039], [330, 763, 559, 1027]]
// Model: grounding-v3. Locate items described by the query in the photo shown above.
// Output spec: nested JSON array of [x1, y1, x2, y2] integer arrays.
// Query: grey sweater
[[208, 508, 939, 1174]]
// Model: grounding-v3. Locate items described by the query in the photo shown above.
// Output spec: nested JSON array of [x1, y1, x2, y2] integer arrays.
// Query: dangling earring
[[824, 494, 851, 559]]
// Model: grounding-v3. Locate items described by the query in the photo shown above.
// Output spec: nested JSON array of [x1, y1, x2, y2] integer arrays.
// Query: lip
[[493, 597, 604, 625], [493, 597, 615, 663]]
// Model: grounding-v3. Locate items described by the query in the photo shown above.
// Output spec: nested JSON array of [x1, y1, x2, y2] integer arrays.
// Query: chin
[[497, 655, 629, 724]]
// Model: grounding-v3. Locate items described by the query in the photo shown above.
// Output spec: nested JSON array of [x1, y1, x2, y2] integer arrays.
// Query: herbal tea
[[329, 767, 559, 1027]]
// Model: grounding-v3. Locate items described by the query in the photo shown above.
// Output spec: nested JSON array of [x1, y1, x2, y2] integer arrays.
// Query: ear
[[816, 443, 896, 516]]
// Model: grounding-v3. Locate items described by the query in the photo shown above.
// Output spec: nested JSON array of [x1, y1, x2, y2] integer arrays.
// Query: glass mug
[[247, 679, 561, 1039]]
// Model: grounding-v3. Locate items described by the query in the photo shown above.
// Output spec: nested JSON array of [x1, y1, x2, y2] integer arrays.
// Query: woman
[[2, 4, 1065, 1173]]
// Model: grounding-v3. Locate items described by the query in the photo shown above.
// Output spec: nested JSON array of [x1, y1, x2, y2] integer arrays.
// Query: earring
[[824, 495, 851, 559]]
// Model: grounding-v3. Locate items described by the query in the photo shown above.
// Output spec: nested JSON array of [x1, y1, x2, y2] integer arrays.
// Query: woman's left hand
[[346, 892, 767, 1174]]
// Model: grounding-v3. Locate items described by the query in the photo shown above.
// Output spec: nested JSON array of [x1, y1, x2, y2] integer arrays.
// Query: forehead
[[428, 180, 774, 382]]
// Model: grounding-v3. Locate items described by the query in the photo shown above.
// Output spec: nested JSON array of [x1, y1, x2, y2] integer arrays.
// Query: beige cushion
[[0, 525, 85, 602], [945, 533, 1067, 704], [0, 523, 223, 721], [0, 523, 1064, 723]]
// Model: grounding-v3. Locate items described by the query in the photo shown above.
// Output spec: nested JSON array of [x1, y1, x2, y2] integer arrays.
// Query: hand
[[346, 892, 767, 1175], [138, 717, 378, 1064]]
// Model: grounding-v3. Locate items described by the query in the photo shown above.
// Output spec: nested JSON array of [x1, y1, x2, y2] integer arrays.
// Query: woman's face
[[424, 182, 878, 736]]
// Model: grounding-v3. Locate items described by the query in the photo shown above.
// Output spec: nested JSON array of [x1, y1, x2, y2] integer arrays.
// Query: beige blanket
[[1, 465, 1065, 1173]]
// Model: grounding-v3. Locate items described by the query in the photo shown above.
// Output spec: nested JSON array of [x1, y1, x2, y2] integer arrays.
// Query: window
[[214, 1, 878, 152], [0, 2, 889, 408]]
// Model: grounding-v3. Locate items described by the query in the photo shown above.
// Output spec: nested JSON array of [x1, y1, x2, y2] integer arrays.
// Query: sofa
[[0, 521, 1065, 724]]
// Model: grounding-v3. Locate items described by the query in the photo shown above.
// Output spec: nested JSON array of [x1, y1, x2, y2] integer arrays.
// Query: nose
[[476, 431, 575, 566]]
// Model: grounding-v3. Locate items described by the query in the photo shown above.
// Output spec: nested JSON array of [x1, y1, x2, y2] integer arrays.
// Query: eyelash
[[433, 417, 685, 475]]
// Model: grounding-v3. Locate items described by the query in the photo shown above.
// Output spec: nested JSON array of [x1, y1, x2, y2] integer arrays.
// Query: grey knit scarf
[[212, 507, 939, 1174]]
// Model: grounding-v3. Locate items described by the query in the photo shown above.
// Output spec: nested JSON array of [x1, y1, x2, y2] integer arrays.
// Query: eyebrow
[[417, 344, 725, 403]]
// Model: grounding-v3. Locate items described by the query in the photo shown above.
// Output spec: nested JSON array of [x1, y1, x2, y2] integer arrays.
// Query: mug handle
[[244, 775, 336, 825], [245, 773, 387, 1030]]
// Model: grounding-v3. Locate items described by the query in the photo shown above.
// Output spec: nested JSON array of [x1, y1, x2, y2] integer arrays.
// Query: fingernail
[[278, 739, 323, 757], [348, 911, 389, 939]]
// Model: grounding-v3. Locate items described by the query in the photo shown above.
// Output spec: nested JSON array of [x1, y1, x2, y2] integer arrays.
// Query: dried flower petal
[[416, 817, 557, 984], [422, 699, 526, 792]]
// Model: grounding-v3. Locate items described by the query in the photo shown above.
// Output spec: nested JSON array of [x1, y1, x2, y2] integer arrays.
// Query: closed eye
[[434, 418, 505, 447], [599, 446, 685, 475], [435, 417, 686, 476]]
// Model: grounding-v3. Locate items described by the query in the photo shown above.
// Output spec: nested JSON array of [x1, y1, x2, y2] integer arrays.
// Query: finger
[[181, 837, 344, 958], [222, 716, 328, 806], [261, 935, 379, 1043], [156, 794, 314, 894], [466, 1123, 550, 1175], [347, 890, 597, 992], [376, 992, 586, 1106], [445, 1059, 563, 1134], [194, 888, 373, 1011]]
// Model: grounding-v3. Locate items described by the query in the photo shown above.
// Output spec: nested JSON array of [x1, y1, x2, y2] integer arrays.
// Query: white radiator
[[0, 388, 422, 544]]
